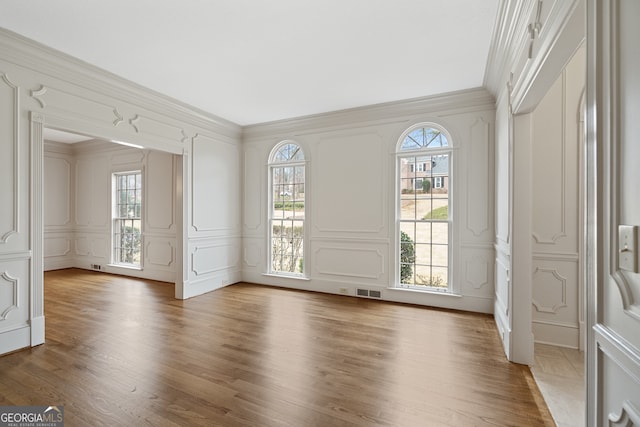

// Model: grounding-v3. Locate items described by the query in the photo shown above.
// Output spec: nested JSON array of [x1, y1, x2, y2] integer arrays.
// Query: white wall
[[243, 90, 496, 313], [0, 28, 242, 355], [43, 140, 179, 282], [531, 46, 585, 348]]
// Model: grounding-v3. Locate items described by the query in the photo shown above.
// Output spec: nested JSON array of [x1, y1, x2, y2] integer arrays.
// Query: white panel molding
[[74, 237, 90, 256], [314, 246, 384, 280], [145, 240, 174, 267], [495, 256, 510, 317], [466, 118, 491, 237], [532, 70, 568, 245], [609, 401, 640, 427], [243, 147, 262, 231], [532, 318, 579, 329], [44, 237, 71, 257], [0, 272, 18, 320], [243, 245, 261, 268], [191, 243, 240, 276], [0, 72, 19, 244], [145, 150, 175, 231], [533, 251, 579, 261], [465, 256, 490, 289], [311, 236, 389, 244], [0, 251, 31, 262], [314, 132, 385, 235], [31, 113, 45, 329], [43, 156, 71, 227], [190, 134, 240, 233], [607, 0, 640, 324], [595, 324, 640, 386], [532, 267, 568, 313]]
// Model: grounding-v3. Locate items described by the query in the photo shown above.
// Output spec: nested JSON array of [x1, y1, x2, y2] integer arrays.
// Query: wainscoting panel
[[146, 150, 175, 232], [313, 242, 387, 282], [314, 133, 385, 236], [0, 72, 19, 246], [191, 134, 241, 234]]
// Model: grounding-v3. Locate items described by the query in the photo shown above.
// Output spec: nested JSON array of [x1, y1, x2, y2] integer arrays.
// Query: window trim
[[111, 169, 143, 268], [395, 123, 454, 293], [267, 141, 308, 277]]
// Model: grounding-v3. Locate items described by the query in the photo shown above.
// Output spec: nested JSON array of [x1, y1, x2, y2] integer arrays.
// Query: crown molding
[[242, 87, 495, 141], [0, 28, 241, 139], [484, 0, 537, 101]]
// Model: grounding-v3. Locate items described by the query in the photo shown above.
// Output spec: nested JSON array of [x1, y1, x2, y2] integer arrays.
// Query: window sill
[[386, 286, 462, 297], [108, 264, 143, 271], [262, 273, 310, 281]]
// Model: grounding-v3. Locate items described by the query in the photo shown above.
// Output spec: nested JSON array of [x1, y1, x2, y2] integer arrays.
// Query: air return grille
[[356, 288, 381, 298]]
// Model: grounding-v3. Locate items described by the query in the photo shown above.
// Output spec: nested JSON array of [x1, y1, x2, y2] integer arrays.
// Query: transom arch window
[[397, 124, 452, 291], [268, 141, 306, 276]]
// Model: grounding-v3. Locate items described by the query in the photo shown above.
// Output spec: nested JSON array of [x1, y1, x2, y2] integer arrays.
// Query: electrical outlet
[[339, 288, 349, 295]]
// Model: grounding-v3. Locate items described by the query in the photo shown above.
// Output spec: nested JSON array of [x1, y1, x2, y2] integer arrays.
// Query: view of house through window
[[112, 171, 142, 267], [269, 142, 305, 275], [398, 126, 451, 290]]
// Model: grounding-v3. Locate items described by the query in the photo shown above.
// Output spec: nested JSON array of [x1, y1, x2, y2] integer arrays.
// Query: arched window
[[397, 125, 451, 290], [268, 141, 306, 275]]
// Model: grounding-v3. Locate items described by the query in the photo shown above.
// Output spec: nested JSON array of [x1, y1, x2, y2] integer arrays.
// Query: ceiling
[[0, 0, 500, 126]]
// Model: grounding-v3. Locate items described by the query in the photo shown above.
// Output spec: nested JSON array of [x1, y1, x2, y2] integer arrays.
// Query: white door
[[587, 0, 640, 425]]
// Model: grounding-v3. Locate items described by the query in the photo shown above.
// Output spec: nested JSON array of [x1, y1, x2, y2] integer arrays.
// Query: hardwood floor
[[0, 269, 554, 426]]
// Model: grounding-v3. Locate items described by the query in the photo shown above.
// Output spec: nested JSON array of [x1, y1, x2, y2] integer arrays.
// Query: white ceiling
[[0, 0, 499, 126]]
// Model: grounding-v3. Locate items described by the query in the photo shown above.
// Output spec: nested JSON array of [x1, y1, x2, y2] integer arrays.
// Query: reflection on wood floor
[[0, 269, 554, 426]]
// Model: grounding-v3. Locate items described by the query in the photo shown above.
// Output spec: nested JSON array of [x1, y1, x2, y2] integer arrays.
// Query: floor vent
[[356, 289, 382, 299], [90, 264, 102, 270]]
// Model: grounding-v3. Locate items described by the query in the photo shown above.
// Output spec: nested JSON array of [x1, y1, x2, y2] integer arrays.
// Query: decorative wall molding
[[528, 1, 544, 59], [44, 237, 71, 258], [30, 84, 47, 108], [112, 108, 123, 127], [43, 156, 71, 227], [314, 247, 384, 280], [595, 324, 640, 386], [609, 400, 640, 427], [0, 72, 19, 244], [243, 147, 262, 231], [0, 272, 18, 320], [465, 256, 490, 289], [30, 113, 45, 321], [129, 114, 141, 133], [191, 243, 240, 276], [532, 267, 568, 313], [145, 241, 174, 267], [466, 117, 491, 237]]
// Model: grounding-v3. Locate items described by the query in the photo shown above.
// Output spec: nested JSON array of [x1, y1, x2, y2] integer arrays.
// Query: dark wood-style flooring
[[0, 269, 553, 426]]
